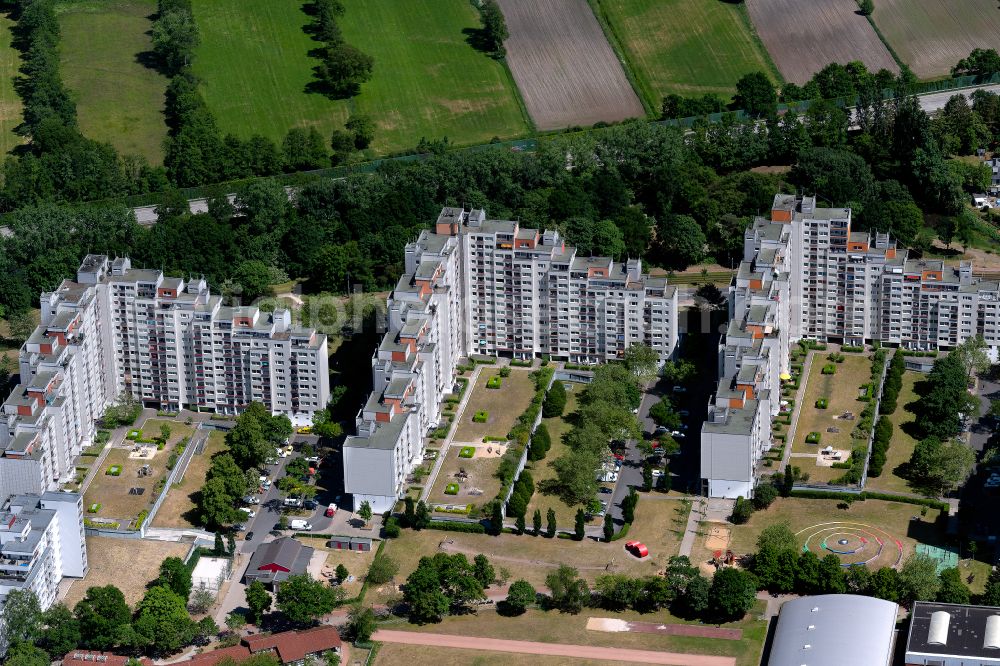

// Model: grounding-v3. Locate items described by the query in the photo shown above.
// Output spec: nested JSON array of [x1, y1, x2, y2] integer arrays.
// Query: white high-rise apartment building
[[0, 492, 87, 653], [701, 194, 1000, 498], [0, 255, 329, 497], [345, 208, 679, 512]]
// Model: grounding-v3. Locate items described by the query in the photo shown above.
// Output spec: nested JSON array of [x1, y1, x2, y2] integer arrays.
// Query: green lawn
[[58, 0, 169, 164], [594, 0, 778, 108], [866, 371, 922, 496], [0, 12, 22, 156], [526, 384, 586, 527], [192, 0, 528, 154]]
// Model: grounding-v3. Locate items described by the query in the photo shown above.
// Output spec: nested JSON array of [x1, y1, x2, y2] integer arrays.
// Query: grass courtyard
[[865, 371, 922, 496], [152, 430, 226, 529], [83, 418, 193, 523], [594, 0, 779, 108], [192, 0, 528, 154], [65, 537, 190, 607], [525, 383, 589, 527], [58, 0, 169, 164], [427, 446, 502, 507], [373, 496, 688, 607], [790, 352, 873, 483], [452, 368, 537, 442]]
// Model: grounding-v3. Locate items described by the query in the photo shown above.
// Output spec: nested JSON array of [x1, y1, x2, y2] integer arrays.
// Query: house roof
[[244, 626, 342, 663], [244, 537, 313, 582], [185, 645, 252, 666], [62, 652, 153, 666]]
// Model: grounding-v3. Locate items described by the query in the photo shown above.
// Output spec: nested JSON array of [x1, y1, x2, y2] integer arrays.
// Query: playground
[[427, 446, 503, 506]]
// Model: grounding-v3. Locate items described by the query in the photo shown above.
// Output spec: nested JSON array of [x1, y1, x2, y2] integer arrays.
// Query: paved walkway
[[420, 364, 484, 503], [372, 630, 736, 666], [678, 497, 706, 557], [779, 349, 815, 471]]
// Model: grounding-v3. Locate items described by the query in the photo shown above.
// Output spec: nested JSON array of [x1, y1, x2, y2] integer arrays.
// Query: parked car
[[672, 386, 687, 393], [599, 487, 613, 494], [242, 510, 256, 519], [325, 503, 338, 518], [632, 407, 640, 414], [654, 425, 669, 435], [678, 409, 690, 417], [244, 531, 255, 541], [625, 541, 649, 558], [242, 496, 260, 505], [303, 499, 318, 510]]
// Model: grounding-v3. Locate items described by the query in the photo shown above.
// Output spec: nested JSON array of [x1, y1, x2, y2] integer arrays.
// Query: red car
[[625, 541, 649, 558]]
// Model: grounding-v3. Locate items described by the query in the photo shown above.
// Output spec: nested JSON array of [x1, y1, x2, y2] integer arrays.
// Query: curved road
[[372, 629, 736, 666]]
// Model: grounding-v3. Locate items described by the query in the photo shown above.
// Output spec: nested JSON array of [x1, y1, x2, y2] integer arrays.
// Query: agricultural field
[[64, 537, 190, 607], [594, 0, 778, 105], [745, 0, 898, 84], [192, 0, 527, 154], [871, 0, 1000, 79], [58, 0, 169, 164], [496, 0, 645, 130], [0, 13, 22, 156]]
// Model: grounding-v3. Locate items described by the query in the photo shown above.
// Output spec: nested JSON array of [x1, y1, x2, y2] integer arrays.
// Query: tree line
[[307, 0, 373, 99]]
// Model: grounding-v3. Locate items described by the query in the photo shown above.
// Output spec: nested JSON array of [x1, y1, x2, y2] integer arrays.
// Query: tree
[[335, 564, 349, 582], [649, 398, 680, 430], [503, 580, 536, 616], [708, 568, 757, 622], [214, 532, 226, 555], [752, 484, 778, 511], [735, 72, 777, 117], [529, 424, 551, 461], [952, 334, 991, 378], [39, 603, 81, 656], [730, 496, 753, 525], [937, 567, 971, 604], [344, 114, 375, 150], [232, 260, 274, 303], [756, 521, 797, 553], [622, 488, 639, 524], [414, 500, 430, 530], [74, 585, 131, 650], [543, 381, 567, 417], [158, 556, 193, 601], [870, 567, 901, 602], [151, 8, 199, 75], [282, 127, 328, 171], [403, 560, 450, 624], [545, 564, 589, 614], [473, 554, 496, 588], [490, 501, 504, 536], [953, 48, 1000, 77], [908, 436, 976, 495], [657, 214, 705, 268], [574, 508, 586, 541], [623, 343, 659, 381], [329, 129, 356, 165], [133, 585, 197, 655], [533, 508, 543, 536], [2, 589, 42, 647], [276, 575, 338, 626], [899, 553, 941, 603], [795, 551, 823, 595], [404, 554, 484, 623], [982, 567, 1000, 606], [358, 500, 373, 526], [595, 574, 643, 611], [346, 605, 376, 643], [603, 513, 614, 542], [189, 588, 215, 615], [5, 643, 50, 666], [366, 553, 399, 585], [478, 0, 508, 55], [819, 555, 847, 594], [858, 0, 874, 16], [676, 575, 710, 618], [317, 43, 374, 98], [546, 508, 557, 538], [245, 580, 272, 625]]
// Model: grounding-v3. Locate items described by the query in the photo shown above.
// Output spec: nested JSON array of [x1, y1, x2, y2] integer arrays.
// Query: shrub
[[88, 503, 101, 513], [127, 429, 142, 440], [459, 446, 476, 458], [827, 352, 845, 363], [543, 381, 567, 418], [426, 520, 486, 534], [472, 411, 489, 423], [842, 345, 865, 353], [753, 484, 778, 510], [487, 376, 502, 389], [444, 483, 459, 495], [821, 364, 836, 375], [805, 432, 821, 444], [730, 496, 754, 524], [106, 465, 122, 476], [815, 398, 828, 409], [499, 366, 511, 378]]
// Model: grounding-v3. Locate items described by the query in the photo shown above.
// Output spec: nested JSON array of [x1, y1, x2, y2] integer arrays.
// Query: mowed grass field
[[872, 0, 1000, 79], [497, 0, 645, 130], [192, 0, 528, 154], [0, 13, 22, 156], [58, 0, 169, 164], [595, 0, 778, 105], [865, 371, 922, 496], [746, 0, 897, 84]]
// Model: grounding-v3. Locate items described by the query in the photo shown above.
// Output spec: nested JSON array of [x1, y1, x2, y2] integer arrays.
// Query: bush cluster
[[879, 351, 906, 414], [506, 470, 535, 519], [309, 0, 373, 98], [867, 417, 893, 477]]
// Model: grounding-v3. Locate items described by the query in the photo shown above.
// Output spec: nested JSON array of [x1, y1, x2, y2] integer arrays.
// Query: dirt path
[[373, 629, 737, 666]]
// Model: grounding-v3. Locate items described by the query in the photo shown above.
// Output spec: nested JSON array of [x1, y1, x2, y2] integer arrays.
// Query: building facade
[[1, 256, 328, 497], [0, 492, 87, 652], [701, 194, 1000, 498], [345, 208, 679, 512]]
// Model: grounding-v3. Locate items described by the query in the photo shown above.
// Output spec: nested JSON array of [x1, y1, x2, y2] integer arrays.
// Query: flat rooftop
[[907, 601, 1000, 659]]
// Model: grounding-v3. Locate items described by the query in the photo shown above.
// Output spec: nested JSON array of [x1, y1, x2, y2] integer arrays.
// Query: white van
[[290, 519, 312, 531]]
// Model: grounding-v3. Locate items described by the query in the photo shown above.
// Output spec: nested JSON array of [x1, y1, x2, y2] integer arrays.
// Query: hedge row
[[426, 520, 486, 534], [879, 350, 905, 415], [790, 489, 948, 510]]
